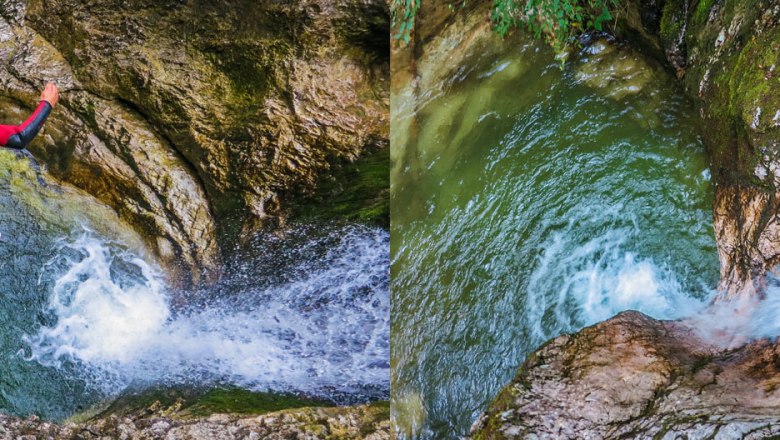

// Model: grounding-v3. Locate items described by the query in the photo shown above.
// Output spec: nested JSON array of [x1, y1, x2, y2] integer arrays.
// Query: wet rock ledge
[[0, 399, 390, 439]]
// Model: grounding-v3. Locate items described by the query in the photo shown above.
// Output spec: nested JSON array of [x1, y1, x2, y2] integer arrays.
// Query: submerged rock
[[0, 0, 389, 285], [0, 148, 149, 252], [574, 39, 657, 100], [390, 390, 426, 439], [470, 311, 780, 439]]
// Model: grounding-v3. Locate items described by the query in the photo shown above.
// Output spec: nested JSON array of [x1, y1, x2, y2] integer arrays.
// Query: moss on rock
[[86, 386, 334, 421], [0, 385, 389, 438], [288, 146, 389, 227], [619, 0, 780, 297], [0, 0, 389, 285]]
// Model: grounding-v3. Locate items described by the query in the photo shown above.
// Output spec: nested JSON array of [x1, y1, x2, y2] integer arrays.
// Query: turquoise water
[[391, 39, 719, 438]]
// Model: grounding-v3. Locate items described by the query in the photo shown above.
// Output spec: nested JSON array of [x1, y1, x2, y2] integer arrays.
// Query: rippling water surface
[[391, 39, 718, 438]]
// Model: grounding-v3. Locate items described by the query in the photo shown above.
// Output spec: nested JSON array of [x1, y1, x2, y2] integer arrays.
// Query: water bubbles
[[525, 227, 713, 343]]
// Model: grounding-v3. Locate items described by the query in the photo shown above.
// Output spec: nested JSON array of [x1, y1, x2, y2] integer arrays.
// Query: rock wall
[[0, 0, 389, 285], [470, 311, 780, 439], [621, 0, 780, 300]]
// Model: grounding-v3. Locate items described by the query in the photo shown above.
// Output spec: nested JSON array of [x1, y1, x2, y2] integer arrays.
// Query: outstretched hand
[[40, 82, 58, 107]]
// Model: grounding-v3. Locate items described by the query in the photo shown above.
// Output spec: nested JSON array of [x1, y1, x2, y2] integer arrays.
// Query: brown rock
[[0, 0, 389, 285], [470, 311, 780, 439]]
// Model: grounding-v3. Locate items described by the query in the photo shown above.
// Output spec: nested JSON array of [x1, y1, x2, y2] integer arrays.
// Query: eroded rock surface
[[0, 0, 389, 285], [470, 311, 780, 439], [574, 39, 658, 100], [0, 403, 390, 439]]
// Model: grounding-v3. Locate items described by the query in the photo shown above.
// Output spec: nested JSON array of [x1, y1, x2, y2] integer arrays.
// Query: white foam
[[24, 227, 389, 400], [683, 277, 780, 347], [525, 228, 710, 342], [523, 223, 780, 349], [27, 235, 169, 365]]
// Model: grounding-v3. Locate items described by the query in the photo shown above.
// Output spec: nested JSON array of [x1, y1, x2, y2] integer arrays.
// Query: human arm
[[0, 83, 58, 150]]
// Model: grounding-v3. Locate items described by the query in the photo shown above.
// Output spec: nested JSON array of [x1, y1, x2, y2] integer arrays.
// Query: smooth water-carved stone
[[575, 40, 656, 101]]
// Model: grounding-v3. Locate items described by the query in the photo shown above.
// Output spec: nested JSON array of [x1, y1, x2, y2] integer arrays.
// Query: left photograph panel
[[0, 0, 389, 438]]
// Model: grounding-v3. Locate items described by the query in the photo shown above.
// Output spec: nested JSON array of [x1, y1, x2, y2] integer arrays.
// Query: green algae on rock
[[0, 395, 390, 439], [75, 387, 335, 422], [288, 146, 390, 227], [63, 387, 390, 439], [0, 148, 149, 254]]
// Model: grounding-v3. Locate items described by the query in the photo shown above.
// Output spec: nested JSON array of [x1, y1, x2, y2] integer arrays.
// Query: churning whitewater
[[23, 226, 389, 402], [524, 225, 711, 344]]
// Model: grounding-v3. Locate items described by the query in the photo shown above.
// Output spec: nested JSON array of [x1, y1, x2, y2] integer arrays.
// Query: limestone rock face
[[622, 0, 780, 299], [0, 0, 388, 284], [470, 311, 780, 439], [0, 403, 390, 439]]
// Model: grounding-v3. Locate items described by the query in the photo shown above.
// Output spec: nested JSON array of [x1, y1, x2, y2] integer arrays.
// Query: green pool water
[[391, 38, 719, 438]]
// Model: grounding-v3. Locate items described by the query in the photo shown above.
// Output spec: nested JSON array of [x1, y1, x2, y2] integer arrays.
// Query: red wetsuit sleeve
[[0, 101, 52, 149], [0, 121, 19, 146]]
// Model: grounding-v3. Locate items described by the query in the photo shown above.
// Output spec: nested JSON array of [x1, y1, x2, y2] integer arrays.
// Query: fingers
[[40, 82, 59, 107]]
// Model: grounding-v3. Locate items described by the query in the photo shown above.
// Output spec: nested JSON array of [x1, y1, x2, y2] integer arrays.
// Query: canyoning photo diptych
[[391, 1, 780, 439], [0, 0, 390, 438]]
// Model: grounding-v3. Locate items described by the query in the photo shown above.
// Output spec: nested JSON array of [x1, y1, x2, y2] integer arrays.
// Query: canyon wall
[[0, 0, 389, 285]]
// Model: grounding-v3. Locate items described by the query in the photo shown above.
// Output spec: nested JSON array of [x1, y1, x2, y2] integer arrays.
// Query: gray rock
[[0, 403, 389, 439]]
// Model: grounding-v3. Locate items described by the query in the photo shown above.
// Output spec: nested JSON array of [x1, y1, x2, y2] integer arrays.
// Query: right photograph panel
[[390, 1, 780, 438]]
